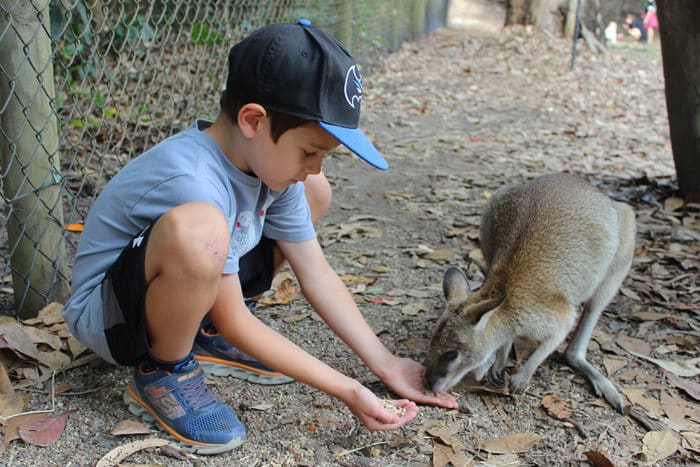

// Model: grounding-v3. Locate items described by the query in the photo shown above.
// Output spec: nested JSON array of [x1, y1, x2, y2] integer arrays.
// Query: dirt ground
[[3, 21, 699, 467]]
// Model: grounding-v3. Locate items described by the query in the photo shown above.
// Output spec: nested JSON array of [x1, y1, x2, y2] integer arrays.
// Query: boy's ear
[[237, 103, 267, 139]]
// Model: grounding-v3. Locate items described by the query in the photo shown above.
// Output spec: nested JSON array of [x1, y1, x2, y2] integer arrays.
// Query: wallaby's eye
[[439, 349, 459, 364]]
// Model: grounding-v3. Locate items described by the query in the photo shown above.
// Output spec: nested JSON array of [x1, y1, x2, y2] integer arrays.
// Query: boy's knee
[[304, 172, 332, 224], [152, 202, 229, 277]]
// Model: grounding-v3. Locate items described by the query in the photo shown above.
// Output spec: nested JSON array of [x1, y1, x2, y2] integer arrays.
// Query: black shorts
[[102, 224, 275, 366]]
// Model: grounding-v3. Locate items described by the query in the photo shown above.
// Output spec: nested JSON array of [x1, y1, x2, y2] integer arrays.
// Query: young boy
[[624, 12, 648, 43], [62, 20, 457, 454]]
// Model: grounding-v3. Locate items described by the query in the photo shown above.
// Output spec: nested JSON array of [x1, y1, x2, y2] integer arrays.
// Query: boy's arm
[[278, 238, 457, 409], [208, 273, 418, 431]]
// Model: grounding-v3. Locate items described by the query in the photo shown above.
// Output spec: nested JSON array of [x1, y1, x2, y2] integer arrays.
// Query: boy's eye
[[303, 150, 317, 158]]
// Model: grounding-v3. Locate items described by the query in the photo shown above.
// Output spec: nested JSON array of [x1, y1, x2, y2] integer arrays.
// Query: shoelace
[[179, 375, 217, 411]]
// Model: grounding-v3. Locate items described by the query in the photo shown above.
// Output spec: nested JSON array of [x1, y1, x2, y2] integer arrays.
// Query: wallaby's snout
[[423, 174, 636, 413]]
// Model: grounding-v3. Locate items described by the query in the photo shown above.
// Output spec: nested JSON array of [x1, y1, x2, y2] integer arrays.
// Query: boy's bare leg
[[143, 202, 230, 362]]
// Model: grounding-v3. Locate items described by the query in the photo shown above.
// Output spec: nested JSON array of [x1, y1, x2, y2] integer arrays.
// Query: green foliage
[[50, 1, 99, 86], [112, 12, 156, 55], [191, 23, 223, 47]]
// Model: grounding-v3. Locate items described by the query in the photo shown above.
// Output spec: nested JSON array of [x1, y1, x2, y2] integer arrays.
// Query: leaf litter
[[1, 21, 699, 467]]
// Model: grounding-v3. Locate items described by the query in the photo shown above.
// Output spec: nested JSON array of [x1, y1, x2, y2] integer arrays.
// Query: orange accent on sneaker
[[194, 355, 286, 377], [127, 382, 219, 448]]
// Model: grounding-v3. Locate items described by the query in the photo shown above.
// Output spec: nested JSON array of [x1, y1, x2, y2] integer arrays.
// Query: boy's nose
[[305, 161, 322, 175]]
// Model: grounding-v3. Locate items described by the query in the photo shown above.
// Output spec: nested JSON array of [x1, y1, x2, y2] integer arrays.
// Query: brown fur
[[423, 174, 635, 413]]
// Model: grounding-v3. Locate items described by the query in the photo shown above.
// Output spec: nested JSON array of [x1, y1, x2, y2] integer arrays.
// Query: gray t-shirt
[[62, 119, 315, 361]]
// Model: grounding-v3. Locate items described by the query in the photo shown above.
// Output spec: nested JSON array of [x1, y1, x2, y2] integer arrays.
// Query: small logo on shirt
[[132, 226, 149, 249], [232, 211, 255, 256]]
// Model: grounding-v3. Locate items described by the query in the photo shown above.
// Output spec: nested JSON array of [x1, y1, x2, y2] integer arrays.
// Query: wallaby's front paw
[[487, 366, 506, 389], [509, 371, 530, 394]]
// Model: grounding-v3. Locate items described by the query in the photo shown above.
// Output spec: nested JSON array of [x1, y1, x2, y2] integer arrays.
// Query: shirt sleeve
[[128, 174, 228, 227], [263, 182, 316, 242]]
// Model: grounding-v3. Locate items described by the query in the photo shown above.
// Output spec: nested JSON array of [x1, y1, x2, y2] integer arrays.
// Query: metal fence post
[[0, 0, 68, 317], [411, 0, 427, 39], [340, 0, 354, 53]]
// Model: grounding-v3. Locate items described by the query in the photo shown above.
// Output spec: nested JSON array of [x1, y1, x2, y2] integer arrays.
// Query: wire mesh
[[0, 0, 449, 318]]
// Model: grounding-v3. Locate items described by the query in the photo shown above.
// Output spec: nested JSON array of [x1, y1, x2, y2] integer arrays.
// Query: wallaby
[[423, 174, 636, 413]]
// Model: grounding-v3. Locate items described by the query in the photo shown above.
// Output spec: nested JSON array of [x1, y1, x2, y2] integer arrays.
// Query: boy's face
[[248, 119, 340, 191]]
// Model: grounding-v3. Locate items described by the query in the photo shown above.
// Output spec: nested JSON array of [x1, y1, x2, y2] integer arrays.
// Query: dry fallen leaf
[[110, 419, 152, 436], [0, 412, 46, 452], [21, 326, 63, 350], [479, 432, 541, 454], [625, 350, 700, 378], [367, 297, 398, 306], [680, 431, 700, 454], [282, 313, 311, 323], [665, 372, 700, 401], [20, 302, 65, 327], [19, 412, 70, 447], [584, 450, 615, 467], [401, 302, 428, 316], [249, 403, 274, 411], [339, 274, 377, 286], [620, 387, 664, 416], [541, 395, 573, 420], [0, 323, 38, 360], [424, 423, 463, 450], [642, 430, 679, 463], [37, 350, 72, 371], [619, 286, 641, 301], [258, 276, 298, 306], [616, 335, 651, 356], [603, 356, 628, 375], [424, 248, 456, 262], [0, 391, 30, 419], [432, 440, 471, 467], [663, 197, 684, 212], [659, 391, 687, 426]]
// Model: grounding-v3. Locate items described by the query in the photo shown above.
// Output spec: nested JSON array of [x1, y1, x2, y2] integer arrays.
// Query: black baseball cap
[[226, 19, 388, 170]]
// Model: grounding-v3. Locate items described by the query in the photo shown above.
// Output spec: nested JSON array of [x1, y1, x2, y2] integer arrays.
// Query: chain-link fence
[[0, 0, 449, 318]]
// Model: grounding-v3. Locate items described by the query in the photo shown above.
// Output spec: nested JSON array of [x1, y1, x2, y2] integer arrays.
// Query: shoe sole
[[124, 383, 245, 455], [194, 356, 295, 385]]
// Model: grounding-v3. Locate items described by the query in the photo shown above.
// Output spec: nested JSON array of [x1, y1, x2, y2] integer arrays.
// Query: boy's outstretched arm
[[279, 238, 458, 409], [208, 273, 419, 431]]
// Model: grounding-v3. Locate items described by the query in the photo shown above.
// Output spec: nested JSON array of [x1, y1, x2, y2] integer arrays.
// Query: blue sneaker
[[192, 302, 294, 386], [123, 354, 246, 454]]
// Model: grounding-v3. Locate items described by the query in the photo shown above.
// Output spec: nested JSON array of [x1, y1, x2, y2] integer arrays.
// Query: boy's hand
[[381, 357, 459, 409], [344, 384, 418, 431]]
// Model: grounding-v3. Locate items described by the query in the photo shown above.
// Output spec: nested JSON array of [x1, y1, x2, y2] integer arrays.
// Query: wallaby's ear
[[443, 267, 470, 301], [470, 295, 506, 334]]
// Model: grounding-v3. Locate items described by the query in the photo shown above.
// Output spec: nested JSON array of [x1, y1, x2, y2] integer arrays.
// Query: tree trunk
[[506, 0, 533, 25], [506, 0, 563, 35], [564, 0, 578, 38], [657, 1, 700, 201], [0, 0, 68, 317]]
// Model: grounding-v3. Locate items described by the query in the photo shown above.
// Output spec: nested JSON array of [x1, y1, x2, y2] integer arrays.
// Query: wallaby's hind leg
[[566, 214, 634, 414], [566, 289, 627, 413]]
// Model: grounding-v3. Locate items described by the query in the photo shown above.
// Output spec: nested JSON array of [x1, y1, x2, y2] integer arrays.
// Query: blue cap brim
[[319, 122, 388, 170]]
